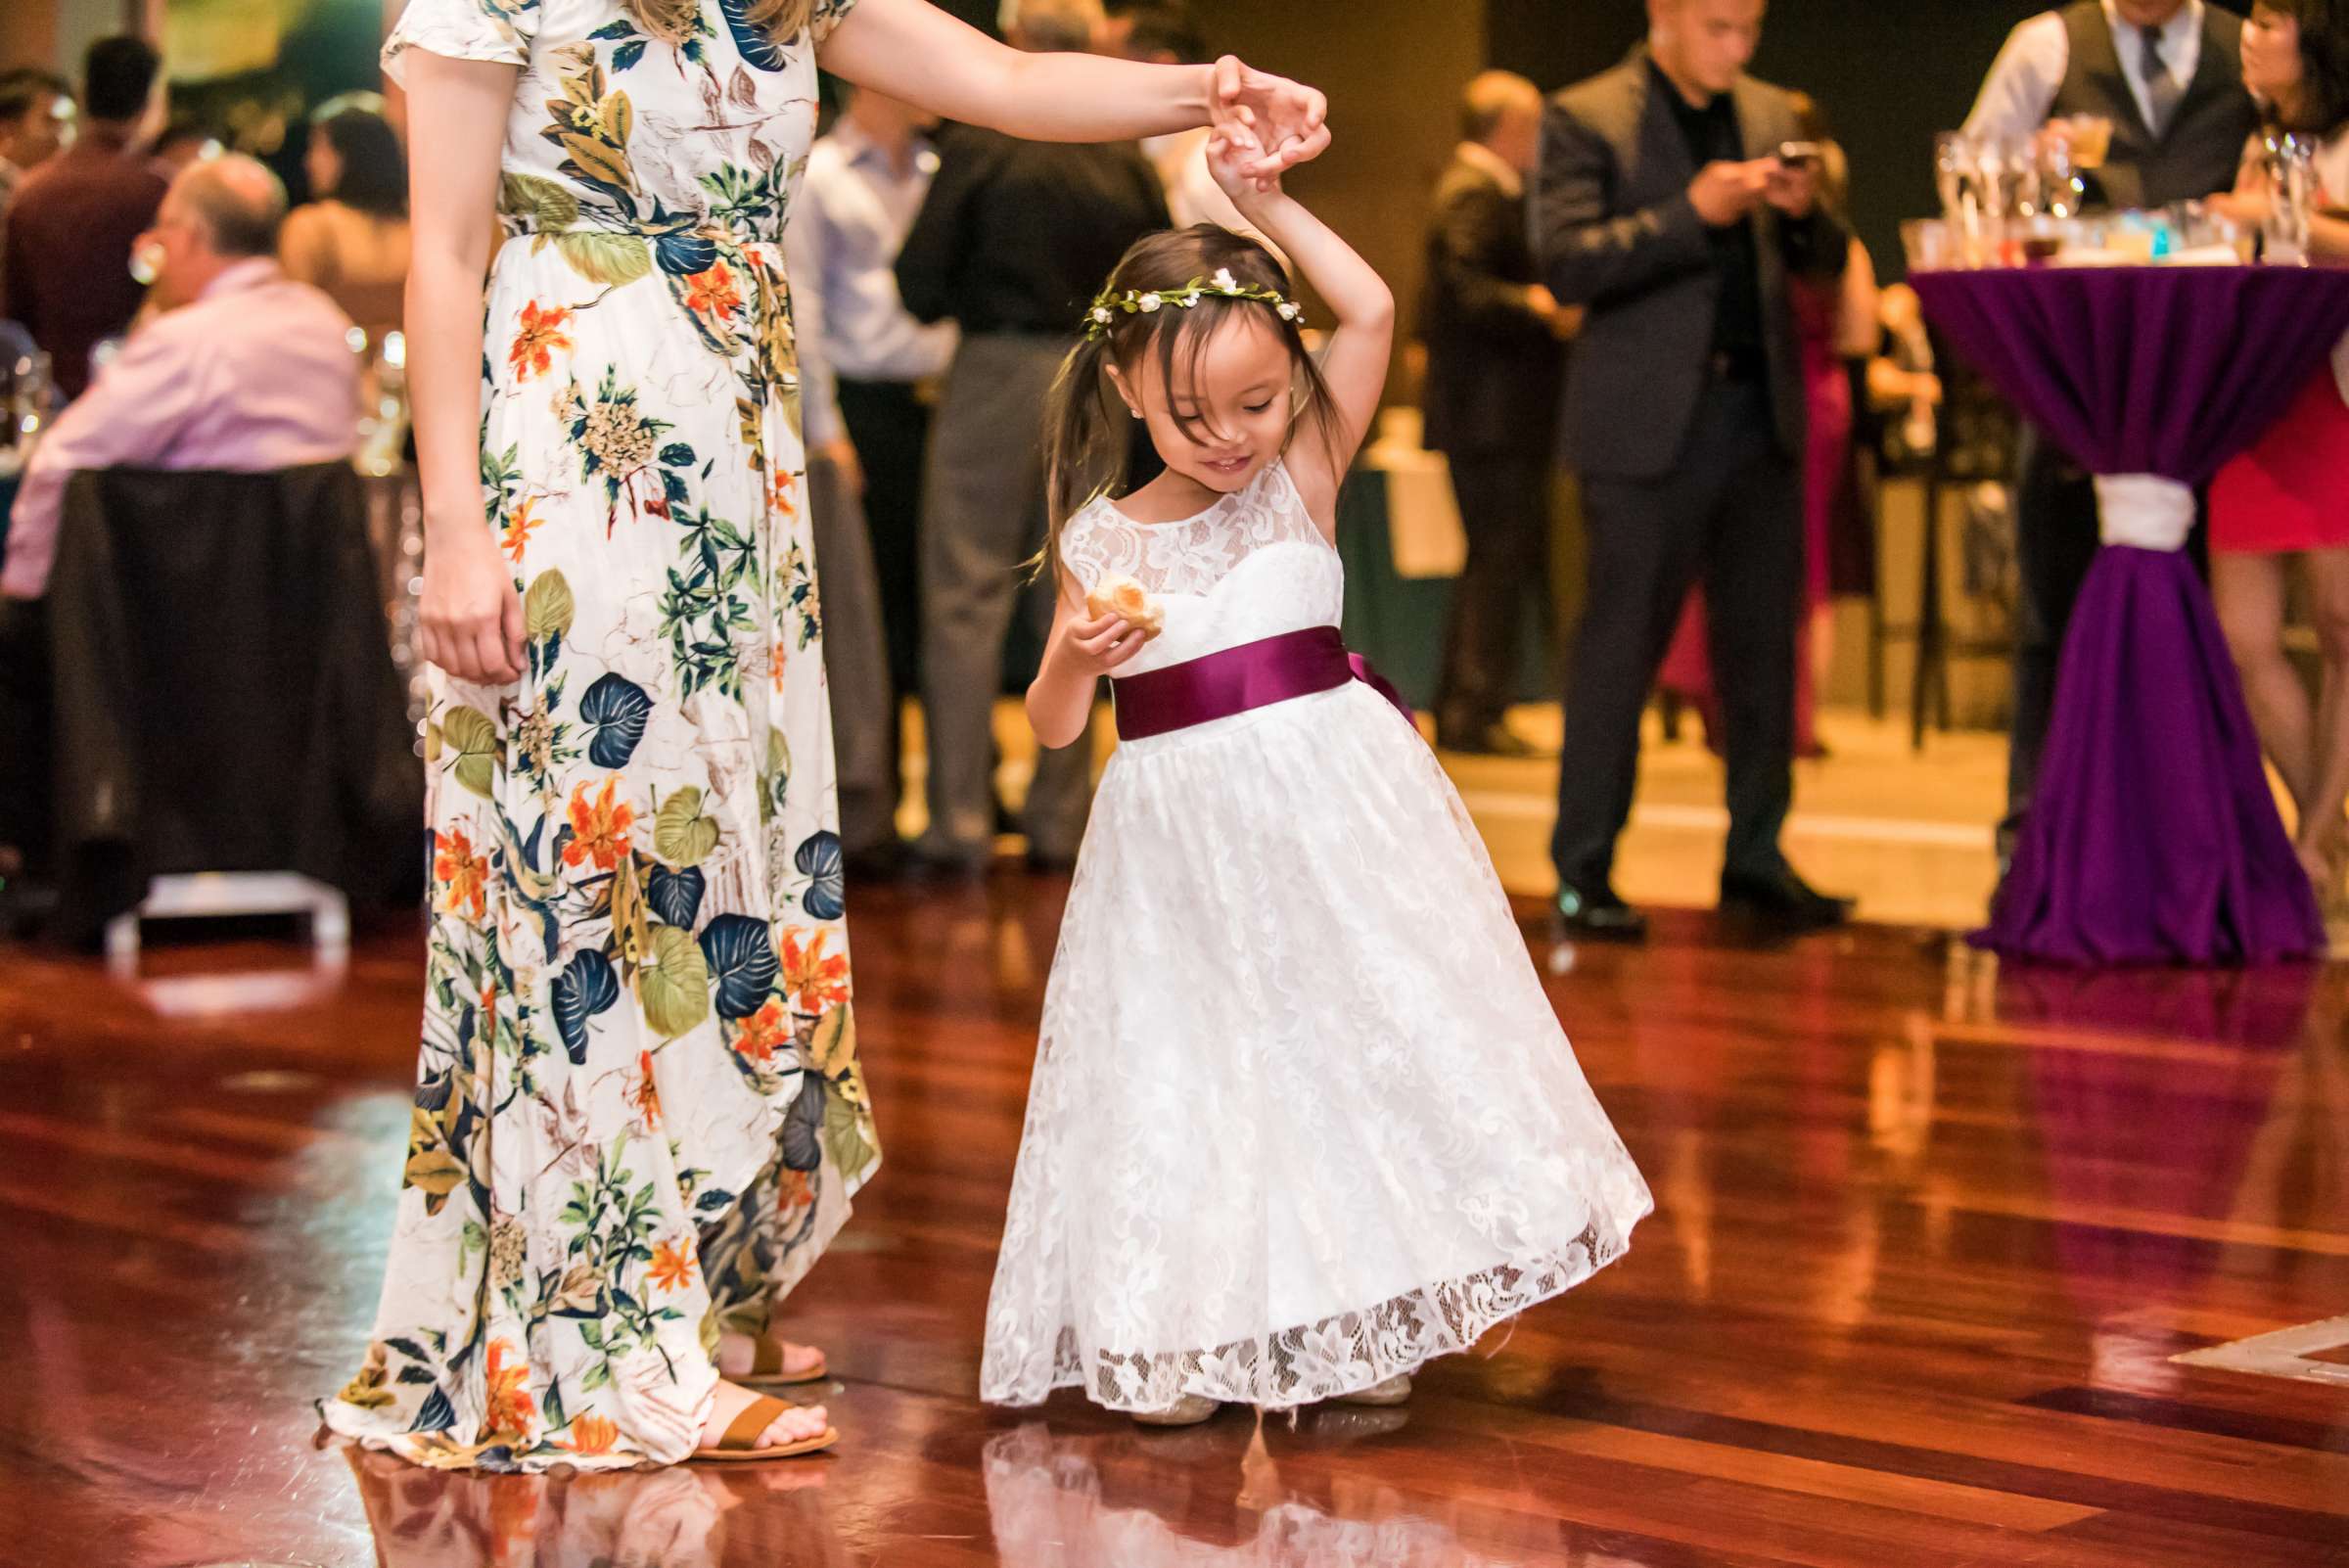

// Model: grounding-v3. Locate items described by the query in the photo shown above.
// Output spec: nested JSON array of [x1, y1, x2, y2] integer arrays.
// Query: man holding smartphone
[[1533, 0, 1854, 942]]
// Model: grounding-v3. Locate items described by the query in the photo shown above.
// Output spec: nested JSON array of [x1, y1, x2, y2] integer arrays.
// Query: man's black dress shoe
[[1719, 867, 1854, 935], [1555, 882, 1648, 944], [1437, 721, 1551, 760]]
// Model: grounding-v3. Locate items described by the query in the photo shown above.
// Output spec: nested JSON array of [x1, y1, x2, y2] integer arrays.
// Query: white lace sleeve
[[382, 0, 539, 85]]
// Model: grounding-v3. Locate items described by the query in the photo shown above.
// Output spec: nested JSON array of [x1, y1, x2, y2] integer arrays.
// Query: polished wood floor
[[2, 878, 2346, 1567]]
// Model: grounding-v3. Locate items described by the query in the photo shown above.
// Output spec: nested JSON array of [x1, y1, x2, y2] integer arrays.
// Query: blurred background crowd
[[1, 0, 2342, 964]]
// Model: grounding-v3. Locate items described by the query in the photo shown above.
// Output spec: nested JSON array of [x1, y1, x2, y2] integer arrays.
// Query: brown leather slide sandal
[[691, 1394, 839, 1462], [741, 1337, 829, 1387]]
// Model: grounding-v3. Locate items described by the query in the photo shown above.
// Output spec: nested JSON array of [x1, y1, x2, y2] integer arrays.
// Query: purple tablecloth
[[1914, 264, 2349, 965]]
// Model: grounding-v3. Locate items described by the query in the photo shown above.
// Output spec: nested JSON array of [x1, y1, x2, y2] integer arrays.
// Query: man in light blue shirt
[[788, 90, 957, 865], [1963, 0, 2249, 210]]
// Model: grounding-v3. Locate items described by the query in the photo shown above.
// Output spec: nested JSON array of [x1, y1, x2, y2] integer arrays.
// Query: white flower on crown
[[1090, 306, 1113, 325], [1276, 301, 1301, 321], [1138, 293, 1163, 312], [1211, 267, 1239, 293]]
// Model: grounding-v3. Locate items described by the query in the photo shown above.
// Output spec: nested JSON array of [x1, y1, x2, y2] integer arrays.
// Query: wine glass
[[2263, 132, 2316, 265], [0, 324, 47, 478], [1934, 131, 1969, 223]]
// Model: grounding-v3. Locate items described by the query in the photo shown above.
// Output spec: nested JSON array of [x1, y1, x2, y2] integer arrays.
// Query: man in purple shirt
[[0, 68, 75, 214], [1, 36, 168, 401], [0, 152, 360, 917]]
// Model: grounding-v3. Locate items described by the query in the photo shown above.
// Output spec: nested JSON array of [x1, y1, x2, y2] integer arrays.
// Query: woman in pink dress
[[1655, 220, 1878, 760], [2208, 0, 2349, 913]]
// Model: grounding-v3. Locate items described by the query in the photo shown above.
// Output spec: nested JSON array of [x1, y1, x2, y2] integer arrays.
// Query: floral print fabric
[[324, 0, 876, 1471]]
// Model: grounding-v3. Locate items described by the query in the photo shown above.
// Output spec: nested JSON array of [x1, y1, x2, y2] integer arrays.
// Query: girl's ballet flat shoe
[[1131, 1395, 1221, 1427], [1332, 1374, 1413, 1408]]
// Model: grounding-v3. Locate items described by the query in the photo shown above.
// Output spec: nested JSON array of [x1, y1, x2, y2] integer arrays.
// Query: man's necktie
[[2142, 25, 2185, 136]]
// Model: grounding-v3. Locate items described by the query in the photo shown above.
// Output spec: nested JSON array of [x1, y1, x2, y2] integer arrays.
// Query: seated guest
[[281, 94, 410, 346], [0, 68, 74, 213], [2206, 0, 2349, 914], [1, 35, 168, 400], [0, 153, 361, 909]]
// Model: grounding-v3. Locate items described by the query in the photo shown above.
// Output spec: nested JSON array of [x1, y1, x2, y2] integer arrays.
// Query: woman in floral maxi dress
[[322, 0, 1331, 1470]]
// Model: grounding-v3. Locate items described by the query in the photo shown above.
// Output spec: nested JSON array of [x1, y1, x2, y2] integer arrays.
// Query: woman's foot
[[717, 1330, 826, 1383], [703, 1378, 830, 1453], [1131, 1394, 1220, 1427], [1332, 1373, 1413, 1408]]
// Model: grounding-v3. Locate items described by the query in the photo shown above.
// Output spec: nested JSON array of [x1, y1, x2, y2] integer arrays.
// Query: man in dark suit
[[1421, 70, 1575, 759], [1532, 0, 1853, 942]]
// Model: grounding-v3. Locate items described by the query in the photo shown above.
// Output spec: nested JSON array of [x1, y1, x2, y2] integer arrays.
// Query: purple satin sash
[[1111, 624, 1416, 742]]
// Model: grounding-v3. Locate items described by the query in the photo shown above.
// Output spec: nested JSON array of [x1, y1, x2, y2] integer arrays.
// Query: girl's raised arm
[[1213, 140, 1394, 530]]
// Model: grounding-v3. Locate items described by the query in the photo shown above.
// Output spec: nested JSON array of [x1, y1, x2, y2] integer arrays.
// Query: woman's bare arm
[[404, 50, 528, 686], [820, 0, 1326, 181]]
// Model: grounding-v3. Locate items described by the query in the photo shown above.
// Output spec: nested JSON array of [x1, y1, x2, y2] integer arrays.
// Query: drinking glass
[[2036, 132, 2081, 220], [2063, 114, 2113, 171], [1934, 131, 1969, 222], [0, 326, 48, 476], [1902, 218, 1953, 272], [2263, 132, 2316, 265], [1935, 131, 1994, 263], [356, 330, 410, 480]]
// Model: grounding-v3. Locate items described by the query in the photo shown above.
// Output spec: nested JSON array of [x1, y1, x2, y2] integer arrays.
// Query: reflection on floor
[[3, 879, 2345, 1567]]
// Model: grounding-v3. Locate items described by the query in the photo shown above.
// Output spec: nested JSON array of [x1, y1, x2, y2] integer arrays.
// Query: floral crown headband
[[1084, 266, 1302, 342]]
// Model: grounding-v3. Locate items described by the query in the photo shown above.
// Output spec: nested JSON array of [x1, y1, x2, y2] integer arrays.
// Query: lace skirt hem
[[982, 1212, 1641, 1414]]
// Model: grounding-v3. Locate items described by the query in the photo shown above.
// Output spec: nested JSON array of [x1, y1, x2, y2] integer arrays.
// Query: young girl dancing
[[978, 138, 1653, 1426]]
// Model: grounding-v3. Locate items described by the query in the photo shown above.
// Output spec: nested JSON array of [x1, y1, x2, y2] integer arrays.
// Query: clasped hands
[[1207, 56, 1330, 191]]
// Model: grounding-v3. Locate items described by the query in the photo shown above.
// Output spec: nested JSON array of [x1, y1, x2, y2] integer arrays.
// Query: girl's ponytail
[[1036, 331, 1129, 587]]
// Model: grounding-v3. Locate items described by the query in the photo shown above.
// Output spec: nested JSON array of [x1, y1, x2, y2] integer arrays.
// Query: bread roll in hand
[[1084, 574, 1165, 640]]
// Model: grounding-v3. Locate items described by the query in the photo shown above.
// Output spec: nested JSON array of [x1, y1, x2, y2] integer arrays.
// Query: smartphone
[[1776, 140, 1822, 167]]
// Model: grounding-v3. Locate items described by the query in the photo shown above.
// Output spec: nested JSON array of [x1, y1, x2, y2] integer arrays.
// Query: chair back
[[44, 462, 421, 939]]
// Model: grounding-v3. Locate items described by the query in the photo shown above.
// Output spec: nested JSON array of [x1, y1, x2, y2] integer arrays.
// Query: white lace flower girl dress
[[979, 458, 1653, 1414]]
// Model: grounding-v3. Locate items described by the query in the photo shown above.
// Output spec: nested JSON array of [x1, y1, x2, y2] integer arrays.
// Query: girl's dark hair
[[1038, 224, 1341, 582], [2263, 0, 2349, 134], [312, 96, 408, 219]]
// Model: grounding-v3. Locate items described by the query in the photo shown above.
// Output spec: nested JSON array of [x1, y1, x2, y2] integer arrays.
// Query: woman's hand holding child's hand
[[1208, 130, 1280, 203], [1208, 57, 1328, 189]]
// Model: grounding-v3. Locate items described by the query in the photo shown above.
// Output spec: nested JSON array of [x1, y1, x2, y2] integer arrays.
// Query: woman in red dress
[[2209, 0, 2349, 913]]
